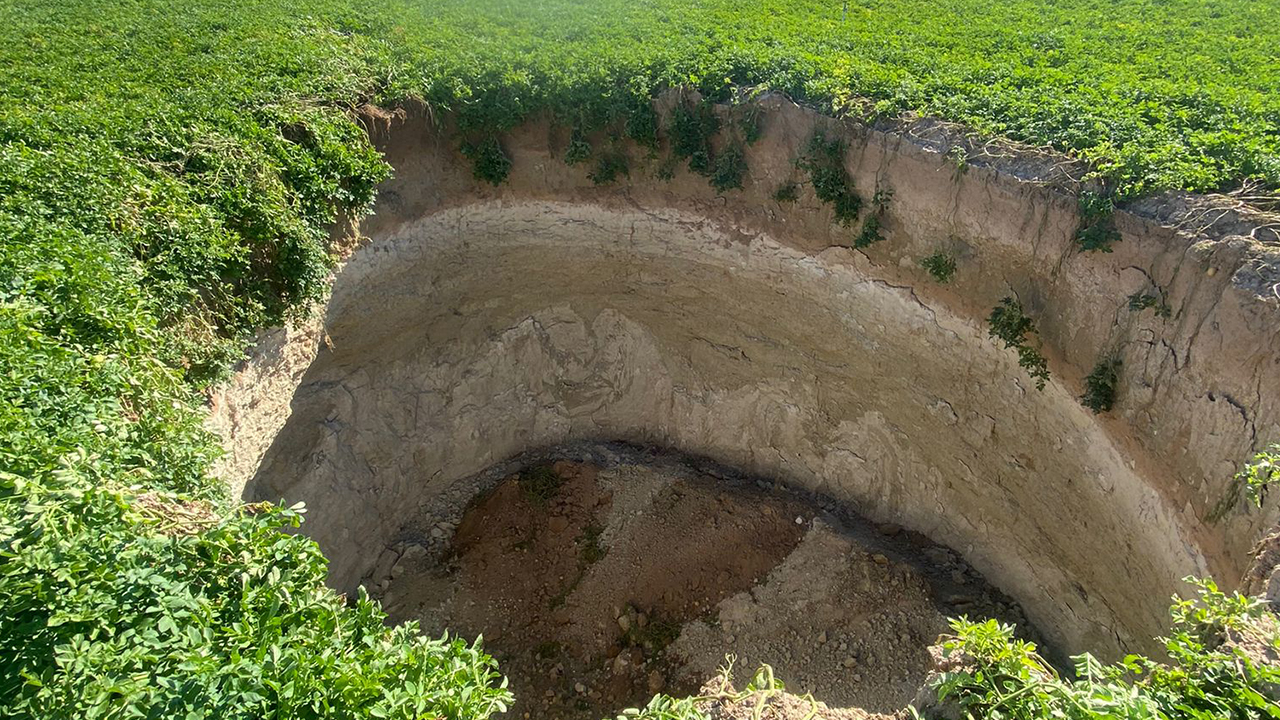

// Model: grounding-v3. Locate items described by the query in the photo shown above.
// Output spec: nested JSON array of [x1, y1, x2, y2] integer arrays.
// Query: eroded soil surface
[[371, 446, 1036, 720]]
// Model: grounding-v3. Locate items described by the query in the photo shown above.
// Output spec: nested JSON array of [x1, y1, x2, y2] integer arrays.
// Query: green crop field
[[1, 0, 1278, 718]]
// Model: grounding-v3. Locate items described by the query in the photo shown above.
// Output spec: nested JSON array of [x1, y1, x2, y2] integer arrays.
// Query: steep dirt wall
[[210, 95, 1280, 659]]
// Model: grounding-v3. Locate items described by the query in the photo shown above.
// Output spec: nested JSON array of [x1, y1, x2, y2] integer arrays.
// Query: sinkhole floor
[[369, 446, 1037, 720]]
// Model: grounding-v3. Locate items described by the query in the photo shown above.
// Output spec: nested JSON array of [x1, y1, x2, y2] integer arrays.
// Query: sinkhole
[[210, 99, 1278, 718]]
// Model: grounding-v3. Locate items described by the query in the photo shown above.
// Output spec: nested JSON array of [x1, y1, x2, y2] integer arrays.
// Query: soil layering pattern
[[369, 447, 1034, 720]]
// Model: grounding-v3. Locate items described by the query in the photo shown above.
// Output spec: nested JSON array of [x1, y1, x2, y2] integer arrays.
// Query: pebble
[[817, 631, 828, 644], [574, 683, 586, 694], [795, 516, 804, 525], [872, 553, 890, 566], [842, 656, 857, 668]]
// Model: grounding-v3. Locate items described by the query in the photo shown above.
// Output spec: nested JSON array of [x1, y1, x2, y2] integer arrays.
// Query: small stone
[[842, 656, 857, 668], [648, 670, 666, 693], [548, 516, 569, 533], [872, 553, 890, 566], [574, 683, 586, 694], [726, 635, 736, 644], [430, 527, 445, 539], [817, 631, 828, 644], [876, 523, 902, 537], [795, 516, 804, 525], [617, 614, 632, 632]]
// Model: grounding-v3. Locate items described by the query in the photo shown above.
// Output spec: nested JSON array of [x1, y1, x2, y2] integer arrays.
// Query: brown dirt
[[374, 453, 1036, 720]]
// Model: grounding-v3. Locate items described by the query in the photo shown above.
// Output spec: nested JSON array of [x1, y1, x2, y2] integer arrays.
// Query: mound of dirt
[[371, 449, 1035, 720]]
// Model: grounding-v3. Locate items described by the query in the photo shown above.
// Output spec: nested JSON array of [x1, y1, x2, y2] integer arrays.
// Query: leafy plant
[[920, 251, 957, 283], [463, 135, 512, 185], [590, 146, 630, 185], [935, 578, 1279, 720], [1238, 443, 1279, 507], [988, 297, 1050, 390], [773, 181, 799, 203], [1075, 190, 1122, 252], [1081, 356, 1121, 413], [565, 126, 593, 165], [625, 101, 660, 151], [853, 214, 885, 248], [798, 130, 861, 226], [1128, 291, 1172, 318], [947, 145, 969, 175], [709, 142, 746, 192], [737, 105, 762, 145], [669, 99, 720, 176]]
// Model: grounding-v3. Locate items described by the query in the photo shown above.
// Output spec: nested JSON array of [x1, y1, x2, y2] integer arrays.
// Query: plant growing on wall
[[1075, 190, 1121, 252], [1080, 356, 1121, 413], [1238, 443, 1279, 507], [773, 181, 799, 203], [920, 251, 957, 282], [462, 136, 512, 185], [988, 297, 1050, 389], [797, 130, 862, 226], [1128, 291, 1172, 318]]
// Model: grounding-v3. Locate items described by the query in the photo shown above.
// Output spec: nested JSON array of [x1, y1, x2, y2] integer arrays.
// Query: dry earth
[[370, 448, 1034, 720]]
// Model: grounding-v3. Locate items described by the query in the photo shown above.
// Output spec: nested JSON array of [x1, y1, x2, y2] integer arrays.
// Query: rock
[[430, 527, 445, 539], [574, 682, 586, 694], [795, 515, 804, 525], [872, 553, 890, 566], [876, 523, 902, 536], [647, 670, 666, 693], [617, 614, 632, 632], [818, 630, 828, 644], [842, 656, 857, 668], [548, 515, 569, 533]]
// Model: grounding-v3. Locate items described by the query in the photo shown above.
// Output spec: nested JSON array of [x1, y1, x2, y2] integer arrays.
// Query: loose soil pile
[[371, 447, 1037, 720]]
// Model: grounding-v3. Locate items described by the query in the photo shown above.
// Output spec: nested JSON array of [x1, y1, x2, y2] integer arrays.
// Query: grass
[[1, 0, 1278, 717]]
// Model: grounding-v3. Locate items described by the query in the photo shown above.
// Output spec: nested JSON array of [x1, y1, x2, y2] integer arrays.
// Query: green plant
[[578, 523, 607, 564], [872, 185, 894, 211], [920, 251, 957, 282], [737, 105, 762, 145], [853, 214, 885, 248], [1128, 291, 1172, 318], [773, 181, 799, 203], [1238, 443, 1279, 507], [988, 297, 1050, 390], [590, 147, 630, 185], [797, 131, 861, 226], [709, 142, 746, 192], [947, 145, 969, 175], [625, 101, 660, 151], [1075, 190, 1122, 252], [519, 464, 564, 505], [463, 135, 512, 185], [1081, 356, 1121, 413], [935, 578, 1280, 720], [566, 126, 593, 165], [669, 100, 720, 176]]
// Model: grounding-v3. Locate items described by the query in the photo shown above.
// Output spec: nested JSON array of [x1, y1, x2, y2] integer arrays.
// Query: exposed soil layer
[[371, 446, 1035, 720]]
